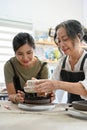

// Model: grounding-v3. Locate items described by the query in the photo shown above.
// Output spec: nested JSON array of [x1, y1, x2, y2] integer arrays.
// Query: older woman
[[35, 20, 87, 103]]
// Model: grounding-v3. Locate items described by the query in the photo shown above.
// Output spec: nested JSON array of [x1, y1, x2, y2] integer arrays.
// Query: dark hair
[[54, 20, 87, 44], [83, 27, 87, 43], [13, 32, 35, 52]]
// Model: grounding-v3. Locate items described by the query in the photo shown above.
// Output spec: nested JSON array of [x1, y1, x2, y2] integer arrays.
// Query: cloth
[[52, 50, 87, 101]]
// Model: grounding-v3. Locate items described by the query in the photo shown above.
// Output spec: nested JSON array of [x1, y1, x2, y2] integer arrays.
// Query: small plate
[[67, 108, 87, 119], [72, 101, 87, 111], [18, 103, 55, 111]]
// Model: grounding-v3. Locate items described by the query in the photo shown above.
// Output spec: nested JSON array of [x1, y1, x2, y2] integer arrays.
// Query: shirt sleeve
[[4, 61, 14, 83], [79, 58, 87, 99], [52, 56, 66, 103], [52, 57, 64, 80]]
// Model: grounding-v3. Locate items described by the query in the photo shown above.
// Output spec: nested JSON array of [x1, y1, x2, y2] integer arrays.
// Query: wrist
[[13, 95, 18, 104]]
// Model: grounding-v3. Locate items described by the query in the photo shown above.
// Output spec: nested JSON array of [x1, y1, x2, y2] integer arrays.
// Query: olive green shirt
[[4, 57, 49, 89]]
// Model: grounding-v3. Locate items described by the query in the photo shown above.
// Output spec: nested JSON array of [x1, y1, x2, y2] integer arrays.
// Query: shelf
[[81, 45, 87, 50], [42, 59, 58, 64], [35, 40, 56, 46]]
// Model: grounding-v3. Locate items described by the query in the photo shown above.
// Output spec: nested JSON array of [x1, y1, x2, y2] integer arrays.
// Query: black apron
[[60, 54, 87, 103]]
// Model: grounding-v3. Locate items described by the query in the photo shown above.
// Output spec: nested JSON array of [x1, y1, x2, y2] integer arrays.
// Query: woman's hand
[[50, 92, 55, 102], [14, 90, 25, 103], [35, 79, 56, 93]]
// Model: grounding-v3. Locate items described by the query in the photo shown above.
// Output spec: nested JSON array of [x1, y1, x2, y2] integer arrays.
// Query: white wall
[[0, 0, 85, 30], [83, 0, 87, 26]]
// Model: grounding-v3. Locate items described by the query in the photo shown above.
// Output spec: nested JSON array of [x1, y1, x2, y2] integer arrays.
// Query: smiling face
[[56, 27, 81, 56], [15, 43, 34, 67]]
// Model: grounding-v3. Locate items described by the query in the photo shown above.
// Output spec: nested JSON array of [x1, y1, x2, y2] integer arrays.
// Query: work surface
[[0, 100, 87, 130]]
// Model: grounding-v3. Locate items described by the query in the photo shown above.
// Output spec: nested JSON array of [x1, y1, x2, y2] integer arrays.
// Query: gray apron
[[60, 54, 87, 103]]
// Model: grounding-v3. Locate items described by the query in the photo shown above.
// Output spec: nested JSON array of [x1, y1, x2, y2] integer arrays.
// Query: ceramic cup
[[24, 80, 37, 93]]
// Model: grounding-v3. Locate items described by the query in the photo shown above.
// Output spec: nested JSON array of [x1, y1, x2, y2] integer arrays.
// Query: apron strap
[[61, 56, 67, 69], [80, 53, 87, 70]]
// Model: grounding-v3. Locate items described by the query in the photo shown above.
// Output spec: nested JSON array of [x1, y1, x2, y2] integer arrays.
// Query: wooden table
[[0, 100, 87, 130]]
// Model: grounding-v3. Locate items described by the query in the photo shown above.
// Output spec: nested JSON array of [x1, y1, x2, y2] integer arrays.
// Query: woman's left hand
[[15, 90, 25, 103]]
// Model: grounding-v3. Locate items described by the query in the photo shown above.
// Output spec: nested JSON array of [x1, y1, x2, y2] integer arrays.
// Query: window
[[0, 19, 33, 84]]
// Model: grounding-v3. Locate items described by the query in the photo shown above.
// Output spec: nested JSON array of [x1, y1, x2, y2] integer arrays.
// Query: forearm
[[6, 83, 23, 103], [55, 80, 87, 96]]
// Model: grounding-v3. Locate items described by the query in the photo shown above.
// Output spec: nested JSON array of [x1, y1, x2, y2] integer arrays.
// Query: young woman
[[4, 32, 49, 103], [35, 20, 87, 103]]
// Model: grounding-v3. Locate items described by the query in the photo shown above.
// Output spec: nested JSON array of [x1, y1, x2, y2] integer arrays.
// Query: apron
[[60, 54, 87, 103]]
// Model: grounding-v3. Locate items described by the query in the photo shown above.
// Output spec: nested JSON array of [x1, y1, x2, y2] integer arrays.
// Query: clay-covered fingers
[[17, 90, 25, 97], [16, 90, 25, 103], [50, 92, 55, 102], [35, 80, 53, 93]]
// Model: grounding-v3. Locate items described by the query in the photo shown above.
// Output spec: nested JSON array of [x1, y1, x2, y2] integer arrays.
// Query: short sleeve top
[[4, 56, 49, 88]]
